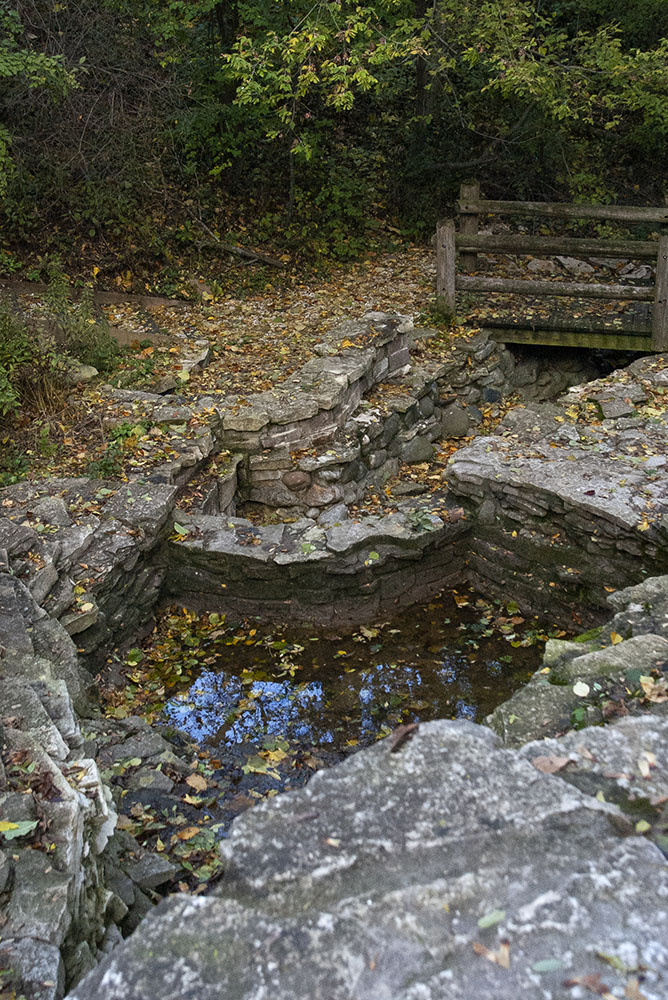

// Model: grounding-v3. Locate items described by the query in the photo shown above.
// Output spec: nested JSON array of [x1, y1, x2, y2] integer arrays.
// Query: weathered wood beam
[[456, 275, 654, 300], [455, 234, 657, 259], [435, 218, 456, 312], [486, 327, 653, 351], [479, 315, 651, 336], [457, 199, 668, 225], [458, 180, 480, 270]]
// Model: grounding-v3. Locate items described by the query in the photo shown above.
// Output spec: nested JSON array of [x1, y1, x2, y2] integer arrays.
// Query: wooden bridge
[[436, 182, 668, 352]]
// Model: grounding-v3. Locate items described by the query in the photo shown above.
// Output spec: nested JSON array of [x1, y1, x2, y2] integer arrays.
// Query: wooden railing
[[436, 181, 668, 352]]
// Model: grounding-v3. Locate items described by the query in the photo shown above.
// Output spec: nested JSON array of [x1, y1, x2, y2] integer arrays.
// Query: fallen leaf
[[637, 756, 652, 779], [532, 958, 565, 973], [389, 722, 419, 753], [596, 951, 627, 973], [177, 826, 201, 841], [0, 819, 38, 840], [185, 773, 208, 792], [639, 676, 668, 703], [477, 908, 506, 929], [532, 755, 570, 774], [625, 978, 648, 1000], [472, 940, 510, 969], [573, 681, 590, 698], [564, 973, 616, 998]]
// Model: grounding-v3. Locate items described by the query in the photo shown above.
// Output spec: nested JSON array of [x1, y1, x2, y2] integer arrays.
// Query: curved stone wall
[[162, 492, 467, 626], [1, 311, 667, 998]]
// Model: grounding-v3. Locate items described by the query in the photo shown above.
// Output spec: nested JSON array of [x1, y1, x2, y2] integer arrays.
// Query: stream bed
[[100, 588, 560, 890], [150, 589, 554, 818]]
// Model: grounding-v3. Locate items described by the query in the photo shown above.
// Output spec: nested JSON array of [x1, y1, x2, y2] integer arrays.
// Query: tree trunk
[[214, 1, 238, 50]]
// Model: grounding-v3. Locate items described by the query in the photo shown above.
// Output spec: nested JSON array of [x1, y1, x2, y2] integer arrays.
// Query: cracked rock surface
[[70, 717, 668, 1000]]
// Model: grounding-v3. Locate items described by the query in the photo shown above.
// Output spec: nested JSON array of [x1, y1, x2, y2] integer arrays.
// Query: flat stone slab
[[519, 713, 668, 832], [70, 719, 668, 1000]]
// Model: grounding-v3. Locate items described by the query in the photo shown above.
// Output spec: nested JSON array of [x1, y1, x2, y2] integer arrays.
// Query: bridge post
[[458, 179, 480, 271], [436, 218, 456, 315], [652, 234, 668, 351]]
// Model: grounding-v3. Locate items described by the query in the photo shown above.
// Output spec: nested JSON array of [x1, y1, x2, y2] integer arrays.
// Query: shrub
[[45, 261, 120, 372], [0, 303, 69, 419]]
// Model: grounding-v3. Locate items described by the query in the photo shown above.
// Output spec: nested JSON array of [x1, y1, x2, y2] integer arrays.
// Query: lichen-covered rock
[[69, 719, 668, 1000]]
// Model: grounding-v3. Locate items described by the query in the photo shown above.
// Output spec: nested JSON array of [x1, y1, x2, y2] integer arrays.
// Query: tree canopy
[[1, 0, 667, 269]]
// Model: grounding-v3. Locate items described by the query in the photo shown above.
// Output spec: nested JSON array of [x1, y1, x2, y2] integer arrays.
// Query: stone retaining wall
[[0, 577, 209, 999], [447, 355, 668, 625], [1, 311, 665, 998], [0, 579, 117, 997], [0, 479, 177, 661], [162, 492, 468, 626], [236, 363, 445, 513]]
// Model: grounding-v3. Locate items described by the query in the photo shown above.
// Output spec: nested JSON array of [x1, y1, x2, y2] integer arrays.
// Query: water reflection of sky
[[163, 651, 510, 752]]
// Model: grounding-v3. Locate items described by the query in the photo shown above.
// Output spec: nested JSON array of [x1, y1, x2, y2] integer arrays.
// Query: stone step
[[237, 362, 447, 514]]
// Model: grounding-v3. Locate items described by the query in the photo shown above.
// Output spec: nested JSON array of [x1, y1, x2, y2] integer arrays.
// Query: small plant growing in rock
[[406, 509, 438, 533], [87, 420, 152, 478], [45, 259, 119, 372]]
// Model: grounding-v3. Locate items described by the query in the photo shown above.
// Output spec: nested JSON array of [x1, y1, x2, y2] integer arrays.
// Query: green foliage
[[0, 307, 32, 415], [1, 0, 668, 265], [87, 420, 151, 478], [0, 9, 77, 196], [0, 305, 69, 418], [45, 261, 119, 371]]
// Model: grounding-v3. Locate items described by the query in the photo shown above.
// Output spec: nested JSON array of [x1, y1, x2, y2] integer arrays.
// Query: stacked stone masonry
[[2, 310, 668, 998], [447, 354, 668, 625]]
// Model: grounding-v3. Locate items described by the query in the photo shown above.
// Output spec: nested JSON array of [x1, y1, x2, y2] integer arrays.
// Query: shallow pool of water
[[162, 591, 546, 789]]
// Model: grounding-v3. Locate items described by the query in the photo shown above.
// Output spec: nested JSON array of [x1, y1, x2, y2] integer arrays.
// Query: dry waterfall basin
[[0, 310, 667, 999]]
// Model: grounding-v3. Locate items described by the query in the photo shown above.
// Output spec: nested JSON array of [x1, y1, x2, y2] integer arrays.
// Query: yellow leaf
[[610, 631, 623, 645], [177, 826, 201, 841], [472, 941, 510, 969]]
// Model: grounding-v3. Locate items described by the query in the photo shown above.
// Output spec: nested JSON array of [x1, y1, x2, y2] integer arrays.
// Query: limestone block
[[0, 518, 39, 557], [0, 938, 64, 1000], [549, 634, 668, 685], [69, 720, 668, 1000], [401, 435, 433, 464], [5, 852, 72, 946], [0, 678, 69, 760], [32, 498, 72, 527], [281, 470, 311, 492], [123, 853, 178, 891], [440, 403, 470, 438]]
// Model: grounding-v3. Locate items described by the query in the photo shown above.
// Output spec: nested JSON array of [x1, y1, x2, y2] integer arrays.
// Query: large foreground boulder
[[70, 718, 668, 1000]]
